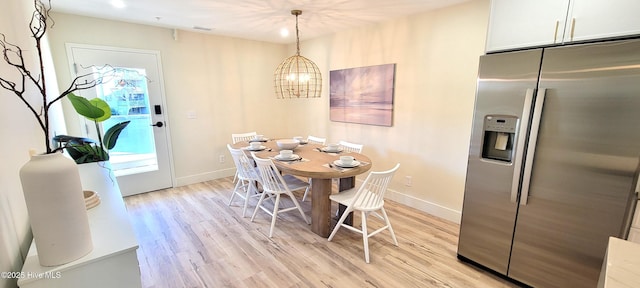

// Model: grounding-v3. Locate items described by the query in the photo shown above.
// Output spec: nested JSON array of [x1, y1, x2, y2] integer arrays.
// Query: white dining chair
[[250, 152, 310, 238], [338, 140, 364, 153], [300, 135, 327, 202], [230, 132, 257, 183], [327, 163, 400, 263], [231, 132, 257, 144], [227, 144, 261, 217], [307, 135, 327, 145]]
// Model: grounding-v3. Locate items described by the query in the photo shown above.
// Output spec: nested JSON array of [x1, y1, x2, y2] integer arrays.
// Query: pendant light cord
[[293, 10, 301, 56]]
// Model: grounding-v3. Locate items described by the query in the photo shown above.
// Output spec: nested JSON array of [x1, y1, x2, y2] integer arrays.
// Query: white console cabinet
[[17, 166, 141, 288], [486, 0, 640, 52]]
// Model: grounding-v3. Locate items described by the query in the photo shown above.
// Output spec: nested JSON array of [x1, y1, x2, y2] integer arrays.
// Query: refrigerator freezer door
[[508, 39, 640, 288], [457, 49, 542, 274]]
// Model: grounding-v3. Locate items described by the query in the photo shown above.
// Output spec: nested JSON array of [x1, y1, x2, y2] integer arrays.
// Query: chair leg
[[381, 207, 398, 246], [328, 207, 352, 241], [361, 211, 370, 263], [289, 190, 310, 224], [251, 190, 268, 222], [241, 181, 256, 218], [228, 179, 243, 206], [302, 178, 312, 201], [269, 194, 281, 238]]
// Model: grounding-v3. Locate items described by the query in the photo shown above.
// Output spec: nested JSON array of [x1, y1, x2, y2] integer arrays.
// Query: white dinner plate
[[321, 147, 343, 153], [274, 154, 300, 161], [246, 145, 267, 151], [333, 160, 360, 168]]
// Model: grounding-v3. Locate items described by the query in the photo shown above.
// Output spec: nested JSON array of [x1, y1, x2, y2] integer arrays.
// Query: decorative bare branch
[[0, 0, 110, 153]]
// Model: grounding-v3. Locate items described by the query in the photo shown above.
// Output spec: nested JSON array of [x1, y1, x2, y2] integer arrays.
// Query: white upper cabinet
[[486, 0, 570, 52], [486, 0, 640, 52], [566, 0, 640, 43]]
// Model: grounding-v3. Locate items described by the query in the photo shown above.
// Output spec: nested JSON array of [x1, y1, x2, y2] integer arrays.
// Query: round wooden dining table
[[232, 139, 372, 237]]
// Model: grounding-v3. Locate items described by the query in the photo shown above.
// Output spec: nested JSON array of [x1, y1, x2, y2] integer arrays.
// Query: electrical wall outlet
[[219, 155, 225, 163], [405, 176, 412, 187]]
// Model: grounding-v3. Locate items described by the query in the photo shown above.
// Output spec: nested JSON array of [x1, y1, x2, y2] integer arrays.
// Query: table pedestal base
[[310, 177, 356, 238], [310, 178, 332, 237]]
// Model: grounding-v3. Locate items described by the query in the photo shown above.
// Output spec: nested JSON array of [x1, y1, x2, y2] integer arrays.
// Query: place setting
[[248, 134, 269, 143], [326, 156, 362, 171], [244, 141, 269, 151], [273, 150, 307, 164], [293, 136, 308, 145], [317, 143, 343, 154]]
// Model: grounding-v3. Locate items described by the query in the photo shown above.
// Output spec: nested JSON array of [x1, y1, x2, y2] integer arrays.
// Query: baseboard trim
[[386, 188, 462, 224], [176, 168, 235, 187], [175, 171, 462, 224]]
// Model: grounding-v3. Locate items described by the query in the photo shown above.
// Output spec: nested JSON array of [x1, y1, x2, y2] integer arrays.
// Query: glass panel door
[[93, 66, 158, 176]]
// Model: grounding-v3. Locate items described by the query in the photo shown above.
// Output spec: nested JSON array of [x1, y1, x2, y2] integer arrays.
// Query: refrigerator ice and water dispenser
[[482, 115, 517, 163]]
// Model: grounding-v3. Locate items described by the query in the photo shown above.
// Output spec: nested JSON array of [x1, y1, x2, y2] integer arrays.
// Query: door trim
[[64, 43, 176, 194]]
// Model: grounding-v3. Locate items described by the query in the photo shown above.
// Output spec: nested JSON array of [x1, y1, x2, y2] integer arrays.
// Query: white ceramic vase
[[19, 152, 93, 266]]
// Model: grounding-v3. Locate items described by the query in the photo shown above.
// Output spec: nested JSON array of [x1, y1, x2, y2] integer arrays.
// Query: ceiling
[[50, 0, 470, 44]]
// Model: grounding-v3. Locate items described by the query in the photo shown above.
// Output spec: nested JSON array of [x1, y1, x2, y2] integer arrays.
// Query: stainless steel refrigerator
[[457, 39, 640, 287]]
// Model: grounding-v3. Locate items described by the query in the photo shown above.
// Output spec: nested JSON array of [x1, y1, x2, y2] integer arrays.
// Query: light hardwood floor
[[124, 177, 521, 288]]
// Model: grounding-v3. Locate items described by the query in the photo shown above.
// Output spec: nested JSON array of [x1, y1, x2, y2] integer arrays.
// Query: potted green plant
[[53, 93, 130, 164]]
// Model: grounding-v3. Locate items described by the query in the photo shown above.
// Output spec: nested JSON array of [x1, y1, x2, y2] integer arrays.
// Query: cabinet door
[[628, 228, 640, 243], [632, 200, 640, 228], [565, 0, 640, 43], [486, 0, 570, 52]]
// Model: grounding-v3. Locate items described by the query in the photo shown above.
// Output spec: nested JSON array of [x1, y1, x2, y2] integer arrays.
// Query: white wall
[[303, 0, 490, 221], [47, 13, 298, 186], [46, 0, 489, 223], [1, 1, 57, 287]]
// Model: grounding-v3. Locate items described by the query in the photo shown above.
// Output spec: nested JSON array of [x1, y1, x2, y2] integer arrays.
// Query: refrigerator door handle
[[511, 88, 535, 203], [520, 88, 547, 206]]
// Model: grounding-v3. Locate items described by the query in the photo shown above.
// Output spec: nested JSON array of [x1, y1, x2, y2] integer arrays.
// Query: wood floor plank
[[124, 177, 521, 288]]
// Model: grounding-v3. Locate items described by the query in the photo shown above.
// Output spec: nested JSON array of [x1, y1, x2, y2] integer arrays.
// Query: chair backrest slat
[[227, 144, 258, 180], [252, 153, 289, 193], [307, 135, 327, 145], [232, 132, 257, 144], [350, 164, 400, 210], [338, 140, 364, 153]]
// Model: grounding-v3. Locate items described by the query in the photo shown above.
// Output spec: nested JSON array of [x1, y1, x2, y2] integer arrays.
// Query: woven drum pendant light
[[274, 10, 322, 99]]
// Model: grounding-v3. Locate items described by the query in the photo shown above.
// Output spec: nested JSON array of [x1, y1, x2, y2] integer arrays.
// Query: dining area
[[228, 132, 400, 263], [121, 146, 520, 287]]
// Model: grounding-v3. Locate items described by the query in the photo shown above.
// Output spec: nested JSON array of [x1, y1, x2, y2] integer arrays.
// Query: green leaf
[[64, 143, 108, 163], [103, 121, 130, 150], [53, 134, 96, 145], [89, 98, 112, 122], [68, 93, 109, 122], [65, 144, 88, 161]]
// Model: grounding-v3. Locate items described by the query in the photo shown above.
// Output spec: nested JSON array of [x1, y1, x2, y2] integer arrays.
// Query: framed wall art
[[329, 63, 396, 126]]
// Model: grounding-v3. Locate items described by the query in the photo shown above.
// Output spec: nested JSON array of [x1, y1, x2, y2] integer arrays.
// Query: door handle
[[520, 89, 547, 206], [570, 18, 576, 41], [151, 121, 164, 127], [511, 88, 535, 203]]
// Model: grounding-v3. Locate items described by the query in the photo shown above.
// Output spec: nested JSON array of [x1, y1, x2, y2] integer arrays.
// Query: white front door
[[66, 44, 173, 196]]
